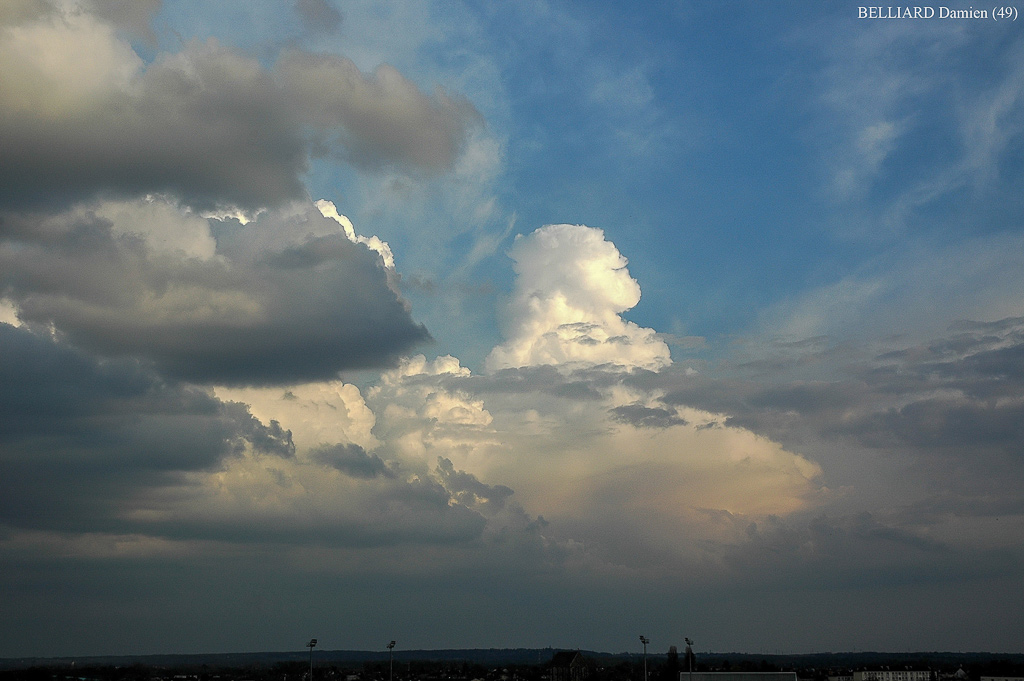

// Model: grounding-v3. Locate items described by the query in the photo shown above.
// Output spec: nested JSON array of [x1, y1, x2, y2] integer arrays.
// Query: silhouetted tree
[[664, 648, 680, 681]]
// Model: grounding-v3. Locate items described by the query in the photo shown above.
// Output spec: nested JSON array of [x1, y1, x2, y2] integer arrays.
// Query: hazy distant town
[[3, 648, 1024, 681]]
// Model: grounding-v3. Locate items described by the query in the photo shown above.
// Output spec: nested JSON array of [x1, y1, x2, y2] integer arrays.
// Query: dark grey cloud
[[711, 511, 1011, 597], [0, 203, 430, 385], [277, 50, 482, 172], [0, 10, 480, 212], [895, 490, 1024, 525], [225, 402, 296, 459], [643, 318, 1024, 534], [313, 443, 394, 479], [0, 322, 292, 533], [863, 317, 1024, 401], [0, 323, 506, 550], [436, 456, 514, 513], [655, 318, 1024, 434], [831, 320, 1024, 451], [88, 452, 549, 553], [440, 364, 611, 400], [133, 474, 491, 548], [0, 0, 163, 33], [609, 404, 687, 428], [0, 38, 304, 212], [838, 394, 1024, 456], [294, 0, 342, 35], [0, 0, 51, 25], [89, 0, 162, 45]]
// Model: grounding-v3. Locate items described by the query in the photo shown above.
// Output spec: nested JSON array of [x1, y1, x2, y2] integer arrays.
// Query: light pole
[[684, 637, 694, 681], [388, 640, 396, 681], [307, 638, 317, 681], [640, 636, 649, 681]]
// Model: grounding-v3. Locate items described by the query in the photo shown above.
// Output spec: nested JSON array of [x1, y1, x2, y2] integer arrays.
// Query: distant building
[[550, 651, 589, 681], [681, 673, 798, 681], [853, 671, 931, 681]]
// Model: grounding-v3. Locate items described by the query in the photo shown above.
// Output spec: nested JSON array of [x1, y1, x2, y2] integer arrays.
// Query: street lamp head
[[640, 636, 649, 645], [388, 641, 396, 650], [308, 639, 318, 648]]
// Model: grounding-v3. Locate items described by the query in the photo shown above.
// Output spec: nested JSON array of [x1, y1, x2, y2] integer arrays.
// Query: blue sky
[[286, 0, 1024, 364], [2, 0, 1024, 658]]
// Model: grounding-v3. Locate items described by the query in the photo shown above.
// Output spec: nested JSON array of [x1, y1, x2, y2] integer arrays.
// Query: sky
[[1, 0, 1024, 659]]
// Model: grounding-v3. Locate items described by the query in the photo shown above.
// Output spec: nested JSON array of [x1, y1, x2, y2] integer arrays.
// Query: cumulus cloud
[[0, 207, 869, 617], [0, 324, 541, 552], [647, 315, 1024, 565], [101, 408, 549, 550], [436, 456, 514, 513], [0, 197, 429, 385], [347, 226, 826, 576], [278, 50, 481, 172], [0, 322, 292, 534], [109, 453, 492, 548], [313, 443, 394, 479], [367, 355, 500, 478], [214, 380, 380, 453], [0, 0, 522, 579], [0, 4, 480, 212], [8, 201, 992, 650], [363, 356, 826, 577], [87, 0, 163, 45], [90, 196, 218, 259], [4, 1, 1024, 657], [486, 224, 671, 372]]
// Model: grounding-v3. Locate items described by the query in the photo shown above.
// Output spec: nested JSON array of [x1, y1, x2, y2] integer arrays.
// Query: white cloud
[[368, 355, 500, 476], [486, 224, 671, 372], [215, 381, 380, 454], [0, 299, 19, 326], [0, 8, 141, 118], [358, 355, 826, 576], [125, 442, 491, 548], [316, 199, 395, 270], [88, 196, 218, 260]]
